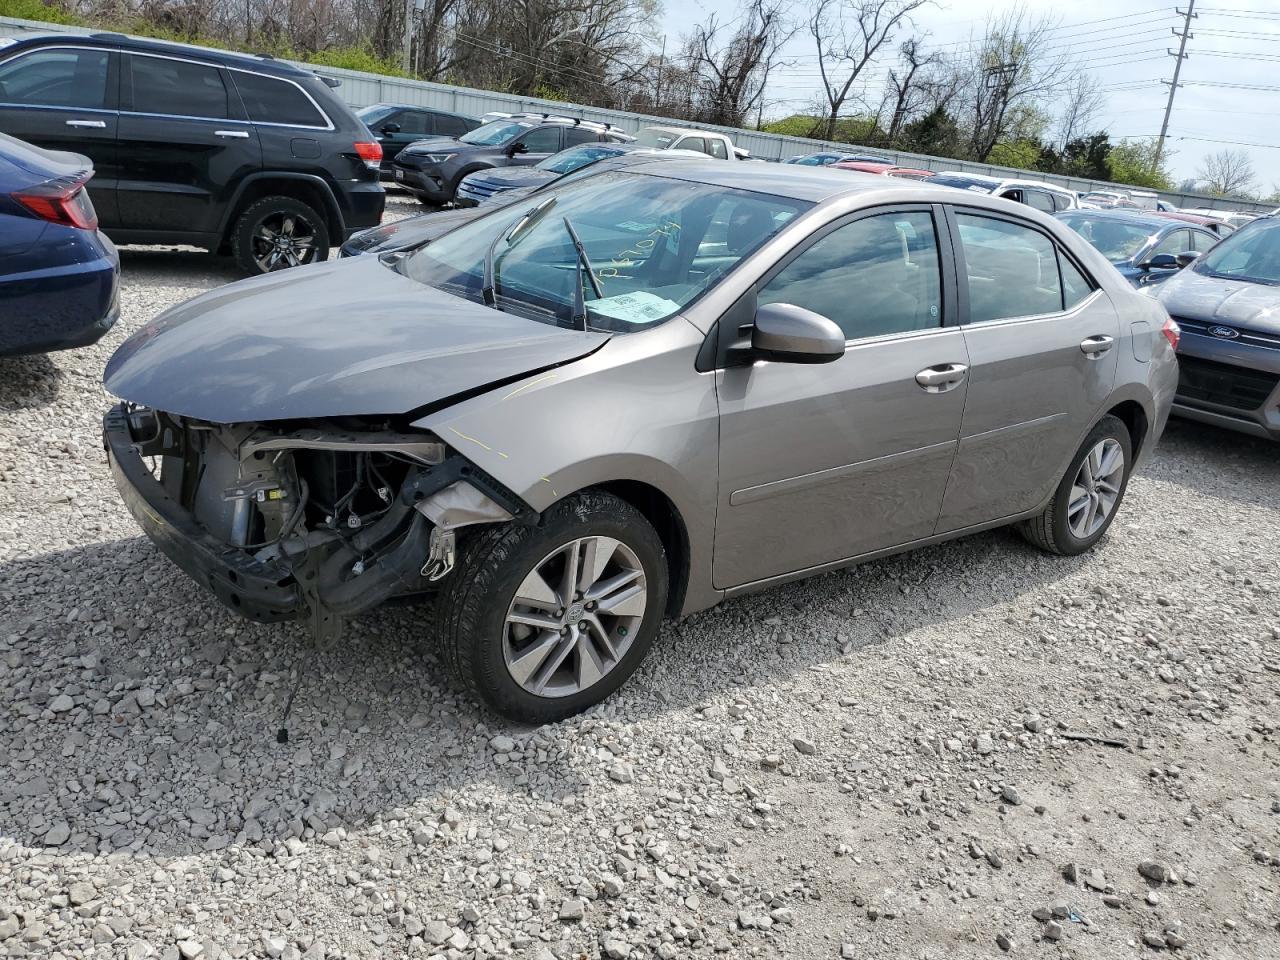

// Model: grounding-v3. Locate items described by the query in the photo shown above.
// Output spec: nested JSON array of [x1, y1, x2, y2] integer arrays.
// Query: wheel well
[[220, 178, 340, 252], [1107, 400, 1149, 460], [595, 480, 690, 617]]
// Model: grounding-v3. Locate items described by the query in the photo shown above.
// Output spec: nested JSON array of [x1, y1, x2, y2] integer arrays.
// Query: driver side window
[[759, 211, 943, 341], [518, 127, 561, 153]]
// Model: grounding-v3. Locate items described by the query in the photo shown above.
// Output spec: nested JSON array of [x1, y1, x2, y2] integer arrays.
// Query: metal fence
[[3, 14, 1273, 215]]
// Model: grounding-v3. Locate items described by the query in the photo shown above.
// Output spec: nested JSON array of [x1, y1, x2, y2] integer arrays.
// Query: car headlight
[[422, 153, 455, 163]]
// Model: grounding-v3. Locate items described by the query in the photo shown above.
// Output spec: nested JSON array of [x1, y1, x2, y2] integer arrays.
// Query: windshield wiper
[[562, 215, 603, 331], [481, 196, 557, 307]]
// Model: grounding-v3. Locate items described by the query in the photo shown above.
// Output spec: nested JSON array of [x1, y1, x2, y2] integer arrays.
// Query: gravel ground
[[1, 192, 1278, 960]]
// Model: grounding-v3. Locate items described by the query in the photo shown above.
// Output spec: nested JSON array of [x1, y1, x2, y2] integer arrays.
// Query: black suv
[[0, 33, 385, 274], [356, 102, 480, 174], [391, 112, 629, 206]]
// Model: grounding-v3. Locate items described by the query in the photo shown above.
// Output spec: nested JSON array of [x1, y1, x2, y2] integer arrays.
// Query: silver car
[[102, 163, 1179, 723]]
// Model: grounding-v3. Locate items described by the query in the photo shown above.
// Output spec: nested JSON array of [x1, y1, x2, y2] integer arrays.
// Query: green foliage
[[532, 84, 570, 102], [1107, 138, 1173, 190], [0, 0, 83, 25], [761, 114, 883, 145], [307, 46, 411, 79], [987, 139, 1041, 171], [898, 107, 961, 160], [1038, 133, 1112, 181]]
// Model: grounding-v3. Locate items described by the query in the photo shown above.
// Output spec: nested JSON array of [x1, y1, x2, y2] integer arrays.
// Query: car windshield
[[459, 119, 534, 145], [634, 129, 678, 148], [1056, 214, 1156, 261], [1193, 217, 1280, 285], [537, 144, 624, 175], [357, 104, 397, 127], [928, 174, 998, 193], [400, 171, 810, 332]]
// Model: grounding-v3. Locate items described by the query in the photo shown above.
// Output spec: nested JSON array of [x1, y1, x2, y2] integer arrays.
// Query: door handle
[[215, 130, 250, 139], [65, 119, 106, 129], [1080, 335, 1115, 357], [915, 363, 968, 393]]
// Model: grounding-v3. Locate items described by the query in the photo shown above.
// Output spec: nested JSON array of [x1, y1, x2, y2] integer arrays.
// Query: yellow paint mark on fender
[[540, 477, 558, 498], [502, 372, 559, 400], [449, 426, 509, 459]]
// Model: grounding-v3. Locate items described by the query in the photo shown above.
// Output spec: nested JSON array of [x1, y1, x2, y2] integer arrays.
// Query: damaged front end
[[104, 404, 534, 645]]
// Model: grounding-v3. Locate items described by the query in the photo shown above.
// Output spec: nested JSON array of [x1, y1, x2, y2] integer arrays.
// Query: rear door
[[936, 207, 1120, 532], [0, 44, 120, 225], [714, 205, 969, 587], [116, 52, 261, 237]]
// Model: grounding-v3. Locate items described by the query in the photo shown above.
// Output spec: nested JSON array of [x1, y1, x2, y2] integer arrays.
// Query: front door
[[116, 52, 261, 237], [714, 206, 969, 588], [0, 45, 121, 225], [376, 108, 434, 164], [510, 126, 562, 166], [936, 207, 1120, 532]]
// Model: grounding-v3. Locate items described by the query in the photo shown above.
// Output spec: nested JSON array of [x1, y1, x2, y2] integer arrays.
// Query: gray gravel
[[2, 192, 1279, 959]]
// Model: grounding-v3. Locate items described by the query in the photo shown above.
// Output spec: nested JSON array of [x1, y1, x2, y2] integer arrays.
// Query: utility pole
[[655, 35, 666, 107], [1157, 1, 1197, 165], [401, 0, 414, 73]]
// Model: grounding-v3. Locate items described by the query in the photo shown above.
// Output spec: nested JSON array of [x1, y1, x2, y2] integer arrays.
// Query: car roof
[[10, 32, 317, 80], [641, 125, 728, 138], [1057, 208, 1202, 231], [623, 159, 979, 203], [362, 102, 470, 118]]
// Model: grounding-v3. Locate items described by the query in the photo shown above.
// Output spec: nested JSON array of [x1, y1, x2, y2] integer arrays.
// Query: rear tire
[[433, 491, 668, 724], [1018, 415, 1132, 555], [231, 196, 330, 275]]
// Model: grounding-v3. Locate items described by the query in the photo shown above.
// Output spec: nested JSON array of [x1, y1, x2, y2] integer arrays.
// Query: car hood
[[472, 167, 556, 188], [104, 254, 609, 423], [1158, 268, 1280, 334], [398, 137, 469, 156], [342, 207, 482, 256]]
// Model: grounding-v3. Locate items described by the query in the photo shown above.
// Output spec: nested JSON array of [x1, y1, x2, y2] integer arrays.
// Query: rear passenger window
[[759, 211, 943, 341], [130, 56, 227, 119], [396, 110, 432, 135], [708, 139, 728, 160], [436, 114, 470, 137], [1059, 253, 1094, 309], [957, 213, 1063, 323], [0, 48, 109, 109], [680, 137, 707, 154], [1023, 190, 1055, 214], [518, 127, 562, 153], [564, 126, 601, 147], [232, 71, 326, 127]]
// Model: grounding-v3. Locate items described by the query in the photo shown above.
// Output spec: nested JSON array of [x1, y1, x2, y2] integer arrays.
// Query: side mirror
[[1175, 250, 1200, 268], [1138, 253, 1180, 271], [508, 141, 529, 156], [750, 302, 845, 364], [380, 122, 401, 135]]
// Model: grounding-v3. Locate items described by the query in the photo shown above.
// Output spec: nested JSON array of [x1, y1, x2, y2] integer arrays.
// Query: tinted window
[[519, 127, 561, 153], [563, 126, 601, 146], [460, 119, 533, 145], [356, 104, 397, 127], [1059, 253, 1094, 309], [929, 174, 999, 193], [1151, 229, 1193, 259], [0, 48, 109, 109], [131, 56, 227, 119], [394, 110, 433, 135], [232, 71, 326, 127], [760, 211, 943, 341], [708, 139, 728, 160], [957, 213, 1063, 322], [436, 114, 471, 137], [1191, 230, 1216, 253]]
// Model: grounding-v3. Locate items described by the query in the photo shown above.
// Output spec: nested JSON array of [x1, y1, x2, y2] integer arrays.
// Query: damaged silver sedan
[[104, 162, 1178, 723]]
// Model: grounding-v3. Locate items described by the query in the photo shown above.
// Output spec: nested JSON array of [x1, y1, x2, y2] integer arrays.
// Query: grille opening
[[1177, 355, 1280, 412]]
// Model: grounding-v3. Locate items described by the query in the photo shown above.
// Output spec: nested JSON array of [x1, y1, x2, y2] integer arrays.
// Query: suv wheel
[[434, 491, 668, 724], [1018, 415, 1132, 555], [232, 196, 330, 275]]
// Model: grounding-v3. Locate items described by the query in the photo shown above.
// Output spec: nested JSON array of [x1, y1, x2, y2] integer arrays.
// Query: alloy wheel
[[502, 536, 648, 698], [251, 213, 318, 272], [1067, 437, 1125, 539]]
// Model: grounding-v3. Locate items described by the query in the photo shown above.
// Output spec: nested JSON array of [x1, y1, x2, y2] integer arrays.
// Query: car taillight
[[12, 174, 98, 230], [354, 141, 382, 171], [1161, 316, 1181, 351]]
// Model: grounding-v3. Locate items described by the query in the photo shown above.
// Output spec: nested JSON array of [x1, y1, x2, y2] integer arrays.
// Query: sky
[[656, 0, 1280, 191]]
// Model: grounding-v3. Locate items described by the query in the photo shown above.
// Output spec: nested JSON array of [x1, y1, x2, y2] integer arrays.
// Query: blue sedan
[[1055, 208, 1219, 289], [1, 132, 119, 356]]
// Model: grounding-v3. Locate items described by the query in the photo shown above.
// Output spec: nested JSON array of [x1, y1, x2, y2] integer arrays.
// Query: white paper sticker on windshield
[[589, 291, 680, 324]]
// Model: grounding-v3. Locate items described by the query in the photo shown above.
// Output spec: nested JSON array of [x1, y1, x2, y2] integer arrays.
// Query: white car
[[928, 171, 1079, 213], [633, 125, 737, 160]]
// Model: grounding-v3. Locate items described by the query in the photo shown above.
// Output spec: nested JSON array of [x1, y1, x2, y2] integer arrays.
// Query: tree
[[1055, 73, 1104, 150], [1198, 149, 1257, 197], [807, 0, 932, 141], [685, 0, 793, 128], [1108, 138, 1172, 190], [897, 104, 960, 157], [880, 38, 943, 143]]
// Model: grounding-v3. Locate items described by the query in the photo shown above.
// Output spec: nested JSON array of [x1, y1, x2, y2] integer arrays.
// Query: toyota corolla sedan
[[102, 164, 1178, 723], [1153, 215, 1280, 440]]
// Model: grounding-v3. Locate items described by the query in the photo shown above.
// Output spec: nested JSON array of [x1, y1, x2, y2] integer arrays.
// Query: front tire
[[434, 491, 668, 724], [231, 196, 330, 275], [1018, 414, 1132, 555]]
